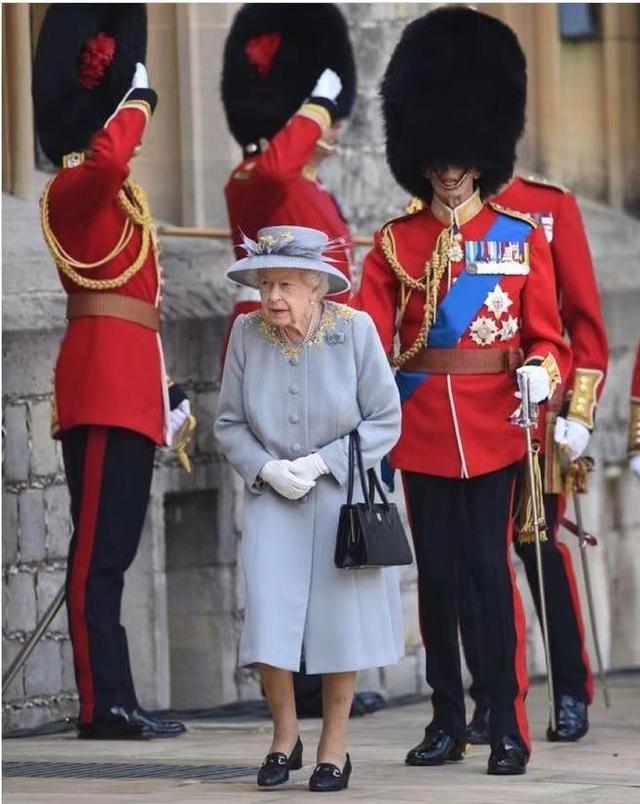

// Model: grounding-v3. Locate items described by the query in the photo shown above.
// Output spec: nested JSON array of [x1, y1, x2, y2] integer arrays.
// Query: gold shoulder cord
[[381, 223, 451, 367], [40, 178, 156, 290]]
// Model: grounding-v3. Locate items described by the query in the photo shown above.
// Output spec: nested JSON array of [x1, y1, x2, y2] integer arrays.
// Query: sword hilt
[[511, 371, 539, 429]]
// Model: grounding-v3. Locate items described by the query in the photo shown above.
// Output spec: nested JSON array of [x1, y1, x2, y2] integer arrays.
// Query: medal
[[449, 230, 464, 262]]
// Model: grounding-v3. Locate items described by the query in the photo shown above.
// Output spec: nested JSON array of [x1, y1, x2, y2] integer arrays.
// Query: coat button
[[289, 413, 299, 424], [289, 385, 299, 395], [292, 442, 301, 452], [290, 356, 299, 366]]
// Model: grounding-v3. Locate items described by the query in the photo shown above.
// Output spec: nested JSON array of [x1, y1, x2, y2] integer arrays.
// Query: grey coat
[[214, 302, 404, 673]]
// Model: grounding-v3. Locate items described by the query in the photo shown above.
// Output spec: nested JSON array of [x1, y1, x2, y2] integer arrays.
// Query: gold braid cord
[[381, 223, 451, 367], [40, 178, 156, 290]]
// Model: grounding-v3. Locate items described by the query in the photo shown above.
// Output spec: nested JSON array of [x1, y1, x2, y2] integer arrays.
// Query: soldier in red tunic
[[355, 7, 570, 775], [459, 175, 608, 745], [220, 4, 356, 351], [33, 5, 189, 739], [629, 343, 640, 475]]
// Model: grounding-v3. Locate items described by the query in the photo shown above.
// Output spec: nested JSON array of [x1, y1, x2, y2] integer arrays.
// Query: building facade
[[3, 3, 640, 731]]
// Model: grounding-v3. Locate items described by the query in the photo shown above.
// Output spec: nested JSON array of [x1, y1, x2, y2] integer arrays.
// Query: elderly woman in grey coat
[[214, 226, 404, 792]]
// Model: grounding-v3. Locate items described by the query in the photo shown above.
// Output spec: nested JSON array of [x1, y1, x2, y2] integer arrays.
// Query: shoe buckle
[[332, 768, 341, 778], [276, 756, 286, 765]]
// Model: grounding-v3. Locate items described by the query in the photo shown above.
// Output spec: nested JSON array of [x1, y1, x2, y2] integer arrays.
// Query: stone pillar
[[4, 4, 35, 199], [534, 5, 564, 181], [602, 5, 640, 212]]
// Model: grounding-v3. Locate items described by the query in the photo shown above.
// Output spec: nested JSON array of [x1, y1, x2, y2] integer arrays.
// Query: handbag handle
[[349, 430, 390, 511]]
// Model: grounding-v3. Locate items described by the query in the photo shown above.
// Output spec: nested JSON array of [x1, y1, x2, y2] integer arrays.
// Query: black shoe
[[546, 695, 589, 742], [257, 737, 303, 787], [466, 703, 490, 745], [405, 725, 466, 766], [77, 705, 150, 740], [129, 708, 186, 738], [309, 753, 352, 792], [487, 735, 529, 776]]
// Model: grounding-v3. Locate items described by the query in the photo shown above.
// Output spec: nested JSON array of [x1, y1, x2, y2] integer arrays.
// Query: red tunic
[[223, 108, 353, 323], [46, 90, 168, 445], [355, 199, 570, 479], [495, 177, 608, 433]]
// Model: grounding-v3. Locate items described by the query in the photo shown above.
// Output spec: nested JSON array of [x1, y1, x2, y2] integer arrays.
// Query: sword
[[513, 372, 556, 731], [572, 484, 611, 708]]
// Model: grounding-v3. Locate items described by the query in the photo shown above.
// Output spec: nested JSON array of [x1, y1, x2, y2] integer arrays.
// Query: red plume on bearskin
[[244, 32, 282, 79], [78, 33, 117, 90]]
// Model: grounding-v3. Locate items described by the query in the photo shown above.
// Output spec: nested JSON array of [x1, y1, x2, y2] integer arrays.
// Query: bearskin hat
[[33, 4, 147, 166], [381, 6, 527, 200], [222, 4, 357, 147]]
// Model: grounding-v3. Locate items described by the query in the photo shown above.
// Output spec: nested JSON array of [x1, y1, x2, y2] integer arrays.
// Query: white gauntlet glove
[[516, 365, 551, 404], [259, 460, 316, 500], [630, 455, 640, 477], [554, 416, 591, 461], [132, 62, 149, 89], [311, 68, 342, 102], [288, 453, 330, 485], [170, 399, 191, 439]]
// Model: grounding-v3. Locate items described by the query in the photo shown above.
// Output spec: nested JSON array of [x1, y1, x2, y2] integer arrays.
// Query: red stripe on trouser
[[553, 495, 594, 703], [401, 472, 428, 650], [505, 481, 531, 752], [68, 427, 108, 724]]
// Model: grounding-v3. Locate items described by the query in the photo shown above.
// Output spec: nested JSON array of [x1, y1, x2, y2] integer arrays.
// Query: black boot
[[465, 702, 490, 745], [77, 705, 149, 740], [309, 753, 352, 792], [257, 737, 303, 787], [128, 708, 186, 738], [405, 724, 466, 766], [487, 735, 529, 776], [547, 695, 589, 742]]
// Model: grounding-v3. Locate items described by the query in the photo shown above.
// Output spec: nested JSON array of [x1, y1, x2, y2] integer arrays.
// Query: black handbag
[[335, 431, 413, 569]]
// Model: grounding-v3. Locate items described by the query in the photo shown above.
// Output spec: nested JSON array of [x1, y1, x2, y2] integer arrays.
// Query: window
[[558, 4, 601, 41]]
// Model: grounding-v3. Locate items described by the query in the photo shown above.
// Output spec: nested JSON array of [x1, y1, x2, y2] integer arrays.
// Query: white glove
[[259, 460, 316, 500], [132, 62, 149, 90], [515, 365, 551, 404], [311, 68, 342, 102], [170, 399, 191, 439], [630, 455, 640, 477], [554, 416, 591, 461], [288, 453, 330, 485]]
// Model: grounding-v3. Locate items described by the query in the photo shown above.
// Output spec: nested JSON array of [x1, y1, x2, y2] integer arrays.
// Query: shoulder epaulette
[[518, 173, 569, 194], [405, 196, 425, 215], [489, 201, 538, 228]]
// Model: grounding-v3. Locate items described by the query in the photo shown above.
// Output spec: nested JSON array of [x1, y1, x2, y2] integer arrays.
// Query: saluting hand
[[132, 62, 149, 89], [311, 68, 342, 102]]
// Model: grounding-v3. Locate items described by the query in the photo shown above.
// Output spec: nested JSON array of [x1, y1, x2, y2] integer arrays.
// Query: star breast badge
[[499, 315, 519, 342], [469, 316, 499, 346], [484, 284, 513, 319]]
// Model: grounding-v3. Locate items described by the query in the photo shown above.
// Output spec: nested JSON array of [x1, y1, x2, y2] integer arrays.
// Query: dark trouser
[[404, 465, 530, 751], [460, 489, 593, 711], [62, 426, 155, 725]]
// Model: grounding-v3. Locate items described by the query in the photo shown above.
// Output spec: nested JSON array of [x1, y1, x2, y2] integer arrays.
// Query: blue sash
[[385, 212, 532, 488]]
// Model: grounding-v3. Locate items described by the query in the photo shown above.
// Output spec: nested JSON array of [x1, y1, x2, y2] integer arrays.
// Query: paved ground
[[3, 676, 639, 803]]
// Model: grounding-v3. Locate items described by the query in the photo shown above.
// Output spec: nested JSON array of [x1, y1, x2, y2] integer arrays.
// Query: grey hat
[[226, 226, 351, 297]]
